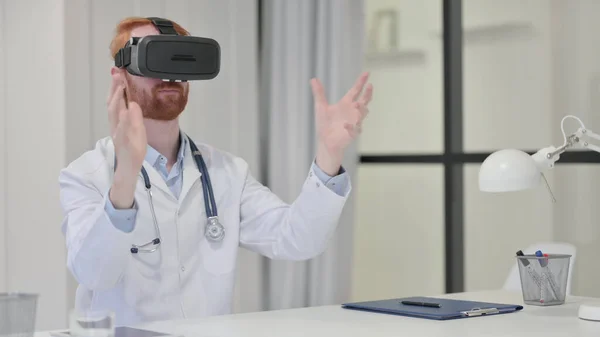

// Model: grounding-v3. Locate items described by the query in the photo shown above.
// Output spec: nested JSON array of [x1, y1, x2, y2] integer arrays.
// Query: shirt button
[[181, 266, 185, 272]]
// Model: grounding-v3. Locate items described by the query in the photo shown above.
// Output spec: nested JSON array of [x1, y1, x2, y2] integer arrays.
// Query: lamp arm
[[531, 117, 598, 204], [532, 126, 600, 170], [575, 127, 600, 154], [531, 146, 561, 171]]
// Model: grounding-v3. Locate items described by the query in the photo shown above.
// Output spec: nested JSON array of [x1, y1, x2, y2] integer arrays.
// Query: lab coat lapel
[[141, 161, 176, 201], [179, 143, 202, 204], [106, 138, 175, 201]]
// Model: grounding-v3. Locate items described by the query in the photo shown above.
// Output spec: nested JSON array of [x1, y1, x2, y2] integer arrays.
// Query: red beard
[[125, 77, 189, 120]]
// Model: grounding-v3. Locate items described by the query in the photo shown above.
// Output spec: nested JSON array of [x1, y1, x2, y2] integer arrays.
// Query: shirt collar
[[145, 130, 187, 167]]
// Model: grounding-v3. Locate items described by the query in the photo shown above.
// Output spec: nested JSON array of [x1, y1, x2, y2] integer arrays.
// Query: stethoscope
[[116, 136, 225, 254]]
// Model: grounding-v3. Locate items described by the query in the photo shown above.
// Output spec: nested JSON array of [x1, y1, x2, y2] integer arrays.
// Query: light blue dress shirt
[[105, 133, 349, 232]]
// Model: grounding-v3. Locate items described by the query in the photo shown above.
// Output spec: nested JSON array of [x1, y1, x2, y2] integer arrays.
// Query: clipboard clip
[[461, 307, 500, 317]]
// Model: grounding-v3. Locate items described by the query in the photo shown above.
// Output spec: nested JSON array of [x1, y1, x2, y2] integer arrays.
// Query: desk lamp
[[478, 115, 600, 321]]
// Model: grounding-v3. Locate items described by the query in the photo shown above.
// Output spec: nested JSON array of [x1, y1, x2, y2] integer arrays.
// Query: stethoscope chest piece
[[206, 216, 225, 242], [125, 135, 225, 253]]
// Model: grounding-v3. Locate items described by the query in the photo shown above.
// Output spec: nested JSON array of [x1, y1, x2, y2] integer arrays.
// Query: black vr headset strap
[[147, 17, 179, 35], [115, 46, 131, 68], [115, 17, 178, 68]]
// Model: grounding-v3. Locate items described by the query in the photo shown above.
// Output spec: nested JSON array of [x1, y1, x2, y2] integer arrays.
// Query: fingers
[[107, 74, 124, 105], [115, 102, 143, 133], [108, 85, 130, 134], [118, 102, 130, 126], [347, 101, 368, 128], [113, 104, 127, 139], [123, 87, 129, 109], [344, 122, 361, 138], [360, 83, 373, 105], [310, 78, 328, 106], [354, 101, 369, 120], [127, 101, 144, 126], [107, 85, 125, 133], [107, 77, 118, 106], [345, 82, 371, 135], [107, 70, 128, 132], [341, 101, 368, 139], [107, 84, 123, 112], [344, 72, 369, 102]]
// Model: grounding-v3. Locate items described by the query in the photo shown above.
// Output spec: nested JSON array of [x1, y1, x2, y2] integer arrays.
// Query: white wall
[[547, 0, 600, 297], [462, 0, 555, 291], [0, 0, 261, 330], [359, 0, 443, 155], [463, 0, 600, 297], [352, 0, 445, 302], [354, 0, 600, 301], [0, 0, 7, 293], [462, 0, 554, 152], [0, 0, 69, 331]]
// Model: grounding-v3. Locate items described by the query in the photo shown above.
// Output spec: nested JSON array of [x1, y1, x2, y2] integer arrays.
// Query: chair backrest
[[503, 242, 577, 295]]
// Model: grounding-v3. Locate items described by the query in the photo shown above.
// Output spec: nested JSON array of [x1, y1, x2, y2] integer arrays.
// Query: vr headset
[[114, 17, 220, 82]]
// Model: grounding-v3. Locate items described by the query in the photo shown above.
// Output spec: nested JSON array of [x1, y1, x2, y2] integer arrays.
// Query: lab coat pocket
[[200, 225, 238, 277], [124, 248, 163, 309], [201, 241, 235, 276], [131, 249, 163, 275], [127, 212, 163, 276], [124, 227, 163, 291]]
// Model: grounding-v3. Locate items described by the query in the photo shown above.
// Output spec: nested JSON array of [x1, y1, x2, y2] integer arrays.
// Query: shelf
[[365, 49, 426, 67], [433, 21, 535, 43]]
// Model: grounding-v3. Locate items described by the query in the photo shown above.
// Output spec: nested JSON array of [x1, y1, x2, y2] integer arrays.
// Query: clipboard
[[341, 296, 523, 320]]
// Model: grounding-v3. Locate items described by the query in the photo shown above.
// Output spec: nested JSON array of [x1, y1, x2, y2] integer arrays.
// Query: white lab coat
[[59, 136, 350, 327]]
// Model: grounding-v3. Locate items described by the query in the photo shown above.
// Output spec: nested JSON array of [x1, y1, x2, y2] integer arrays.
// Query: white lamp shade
[[478, 149, 541, 192]]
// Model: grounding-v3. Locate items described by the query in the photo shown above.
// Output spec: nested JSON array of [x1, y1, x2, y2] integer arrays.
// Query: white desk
[[38, 290, 600, 337]]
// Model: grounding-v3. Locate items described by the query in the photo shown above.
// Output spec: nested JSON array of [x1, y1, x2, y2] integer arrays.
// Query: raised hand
[[311, 72, 373, 175], [107, 76, 147, 208]]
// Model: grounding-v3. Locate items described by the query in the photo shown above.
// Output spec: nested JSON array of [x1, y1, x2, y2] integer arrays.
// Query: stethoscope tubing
[[115, 135, 223, 254]]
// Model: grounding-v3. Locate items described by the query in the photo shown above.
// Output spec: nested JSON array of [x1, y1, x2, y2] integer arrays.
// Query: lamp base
[[578, 303, 600, 321]]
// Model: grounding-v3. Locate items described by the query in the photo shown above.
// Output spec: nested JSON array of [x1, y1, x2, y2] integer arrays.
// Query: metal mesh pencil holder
[[516, 254, 571, 306], [0, 293, 38, 337]]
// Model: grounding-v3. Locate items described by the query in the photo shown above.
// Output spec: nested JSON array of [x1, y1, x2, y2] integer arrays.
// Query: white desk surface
[[39, 290, 600, 337]]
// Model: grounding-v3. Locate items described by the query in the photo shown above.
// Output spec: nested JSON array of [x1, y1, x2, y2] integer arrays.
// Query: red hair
[[109, 17, 190, 59]]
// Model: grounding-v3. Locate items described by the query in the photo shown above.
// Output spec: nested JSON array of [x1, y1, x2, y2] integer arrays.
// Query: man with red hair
[[59, 17, 373, 326]]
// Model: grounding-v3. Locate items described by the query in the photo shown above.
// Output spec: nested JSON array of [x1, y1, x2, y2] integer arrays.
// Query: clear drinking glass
[[69, 310, 115, 337]]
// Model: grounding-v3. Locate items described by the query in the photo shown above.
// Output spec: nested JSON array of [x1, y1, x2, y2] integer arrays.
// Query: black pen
[[401, 300, 441, 308]]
